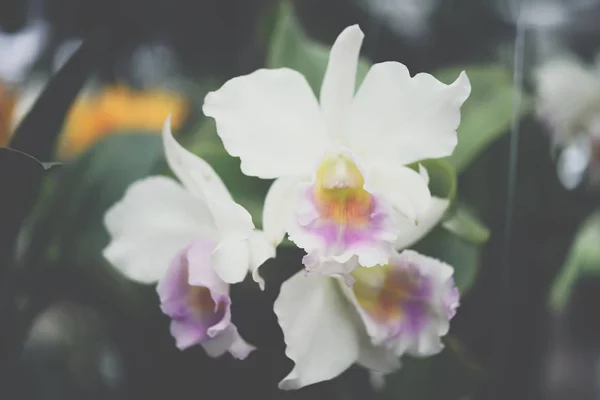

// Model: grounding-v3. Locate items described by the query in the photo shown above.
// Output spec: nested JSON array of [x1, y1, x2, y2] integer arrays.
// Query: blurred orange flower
[[58, 85, 188, 159], [0, 84, 16, 147]]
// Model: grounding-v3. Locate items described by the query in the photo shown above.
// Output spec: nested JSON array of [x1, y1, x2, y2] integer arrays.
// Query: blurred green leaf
[[550, 212, 600, 312], [20, 134, 165, 315], [186, 119, 271, 226], [0, 148, 55, 266], [414, 226, 481, 294], [381, 337, 482, 400], [49, 134, 163, 263], [0, 147, 57, 367], [414, 159, 457, 201], [442, 204, 490, 245], [266, 1, 370, 95], [434, 65, 531, 174]]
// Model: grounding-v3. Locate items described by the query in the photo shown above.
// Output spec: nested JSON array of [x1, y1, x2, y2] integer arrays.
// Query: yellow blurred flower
[[58, 85, 188, 159], [0, 83, 16, 147]]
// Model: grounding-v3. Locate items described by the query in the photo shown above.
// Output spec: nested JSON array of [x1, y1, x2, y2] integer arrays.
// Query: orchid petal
[[203, 68, 329, 179], [347, 64, 470, 166], [103, 177, 214, 283], [395, 196, 450, 250], [320, 25, 364, 136], [274, 272, 361, 389], [162, 116, 231, 200], [211, 232, 252, 284], [247, 230, 276, 290], [263, 176, 305, 246], [369, 165, 432, 224]]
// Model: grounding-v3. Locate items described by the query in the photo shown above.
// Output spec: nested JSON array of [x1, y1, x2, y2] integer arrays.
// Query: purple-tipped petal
[[288, 180, 397, 272], [156, 237, 255, 358], [345, 250, 459, 358]]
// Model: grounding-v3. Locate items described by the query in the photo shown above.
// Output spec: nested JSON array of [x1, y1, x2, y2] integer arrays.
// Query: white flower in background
[[203, 24, 470, 277], [0, 20, 48, 85], [356, 0, 438, 39], [274, 250, 459, 390], [103, 117, 275, 357], [535, 54, 600, 189], [497, 0, 600, 30]]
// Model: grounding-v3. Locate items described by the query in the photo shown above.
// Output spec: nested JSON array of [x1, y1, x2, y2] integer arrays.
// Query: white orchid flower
[[103, 117, 275, 357], [274, 250, 459, 390], [535, 54, 600, 189], [203, 24, 470, 277]]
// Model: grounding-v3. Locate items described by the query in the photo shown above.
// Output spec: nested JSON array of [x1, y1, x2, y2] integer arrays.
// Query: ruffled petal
[[157, 239, 255, 358], [288, 180, 398, 270], [274, 272, 361, 390], [343, 250, 459, 359], [320, 25, 364, 136], [203, 68, 329, 179], [103, 176, 215, 284], [347, 64, 470, 166]]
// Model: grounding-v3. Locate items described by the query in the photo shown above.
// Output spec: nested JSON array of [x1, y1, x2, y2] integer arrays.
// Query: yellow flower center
[[351, 264, 426, 323], [313, 154, 373, 226]]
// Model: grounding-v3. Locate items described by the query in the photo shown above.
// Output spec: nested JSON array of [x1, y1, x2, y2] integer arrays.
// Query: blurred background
[[2, 0, 600, 399]]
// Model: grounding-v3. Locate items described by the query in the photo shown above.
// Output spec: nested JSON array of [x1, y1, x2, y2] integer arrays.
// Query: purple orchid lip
[[288, 180, 397, 270], [349, 251, 459, 348], [155, 237, 255, 358], [353, 262, 433, 339]]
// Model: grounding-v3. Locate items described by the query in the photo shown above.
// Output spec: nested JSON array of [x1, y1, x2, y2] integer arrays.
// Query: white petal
[[347, 64, 471, 165], [405, 324, 445, 357], [211, 231, 252, 284], [557, 136, 591, 190], [395, 196, 450, 250], [203, 68, 329, 179], [369, 165, 432, 223], [392, 250, 456, 357], [0, 22, 48, 84], [210, 196, 255, 235], [357, 342, 401, 373], [103, 177, 215, 283], [418, 163, 429, 185], [201, 325, 256, 360], [162, 116, 231, 200], [320, 25, 364, 136], [535, 57, 600, 141], [262, 176, 305, 246], [274, 272, 361, 390], [247, 230, 276, 290]]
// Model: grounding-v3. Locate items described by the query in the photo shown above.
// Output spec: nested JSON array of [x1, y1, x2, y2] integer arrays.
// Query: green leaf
[[266, 1, 370, 95], [0, 147, 57, 367], [442, 204, 490, 245], [413, 226, 481, 294], [549, 212, 600, 312], [21, 133, 162, 278], [434, 65, 532, 174], [413, 159, 457, 201], [0, 148, 55, 266], [381, 337, 482, 400], [19, 134, 165, 316], [185, 119, 272, 227]]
